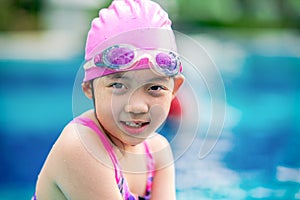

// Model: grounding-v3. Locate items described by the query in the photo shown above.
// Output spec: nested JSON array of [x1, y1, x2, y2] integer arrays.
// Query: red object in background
[[168, 96, 182, 118]]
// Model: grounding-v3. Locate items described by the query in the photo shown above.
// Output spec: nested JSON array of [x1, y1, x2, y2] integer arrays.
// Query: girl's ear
[[172, 74, 185, 97], [82, 81, 93, 99]]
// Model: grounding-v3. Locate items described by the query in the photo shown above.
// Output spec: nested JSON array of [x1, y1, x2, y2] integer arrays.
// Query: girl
[[34, 0, 184, 199]]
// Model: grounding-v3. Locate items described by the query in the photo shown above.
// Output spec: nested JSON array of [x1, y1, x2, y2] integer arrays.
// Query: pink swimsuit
[[33, 117, 154, 200]]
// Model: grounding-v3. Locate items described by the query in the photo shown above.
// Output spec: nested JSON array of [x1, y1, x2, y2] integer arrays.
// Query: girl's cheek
[[149, 104, 169, 123], [111, 100, 128, 118]]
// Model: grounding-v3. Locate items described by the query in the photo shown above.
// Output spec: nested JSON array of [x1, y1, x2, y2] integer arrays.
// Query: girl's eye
[[148, 85, 168, 97], [111, 83, 125, 89], [149, 85, 164, 91], [109, 83, 127, 94]]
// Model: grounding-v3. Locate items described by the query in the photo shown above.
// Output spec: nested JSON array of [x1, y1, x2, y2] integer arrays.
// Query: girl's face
[[87, 69, 183, 147]]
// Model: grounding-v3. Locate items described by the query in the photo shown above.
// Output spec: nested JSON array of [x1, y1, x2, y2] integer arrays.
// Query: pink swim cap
[[83, 0, 178, 81]]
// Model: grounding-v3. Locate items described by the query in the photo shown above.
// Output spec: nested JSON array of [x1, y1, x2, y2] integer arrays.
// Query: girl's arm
[[148, 134, 176, 200], [35, 123, 123, 200]]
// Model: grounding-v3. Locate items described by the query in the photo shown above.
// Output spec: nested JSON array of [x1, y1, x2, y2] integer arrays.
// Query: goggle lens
[[156, 52, 178, 75], [104, 46, 135, 68]]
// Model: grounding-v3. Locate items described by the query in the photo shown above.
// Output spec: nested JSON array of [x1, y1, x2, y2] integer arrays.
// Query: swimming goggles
[[84, 44, 182, 76]]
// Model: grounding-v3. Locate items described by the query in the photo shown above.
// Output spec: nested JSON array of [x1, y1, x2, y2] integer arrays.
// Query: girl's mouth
[[121, 121, 150, 134], [123, 121, 150, 128]]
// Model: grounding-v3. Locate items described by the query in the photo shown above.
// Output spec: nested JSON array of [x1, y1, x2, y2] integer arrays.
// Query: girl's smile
[[120, 120, 150, 135]]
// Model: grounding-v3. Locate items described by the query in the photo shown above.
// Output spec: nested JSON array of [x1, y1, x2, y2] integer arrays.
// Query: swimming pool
[[0, 30, 299, 199]]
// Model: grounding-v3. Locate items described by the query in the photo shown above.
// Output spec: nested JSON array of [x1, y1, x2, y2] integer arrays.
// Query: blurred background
[[0, 0, 299, 199]]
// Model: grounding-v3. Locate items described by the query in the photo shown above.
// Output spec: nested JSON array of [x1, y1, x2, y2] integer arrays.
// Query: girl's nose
[[124, 92, 149, 114], [124, 103, 149, 114]]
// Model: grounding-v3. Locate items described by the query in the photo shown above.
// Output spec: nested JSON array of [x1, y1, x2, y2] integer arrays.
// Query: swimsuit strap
[[71, 117, 122, 182], [143, 141, 155, 199]]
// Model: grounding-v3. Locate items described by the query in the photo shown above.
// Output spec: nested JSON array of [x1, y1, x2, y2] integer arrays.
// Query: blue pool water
[[0, 32, 299, 199]]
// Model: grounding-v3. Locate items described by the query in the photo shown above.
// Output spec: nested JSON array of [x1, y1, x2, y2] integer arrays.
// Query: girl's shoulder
[[41, 111, 114, 181], [38, 118, 121, 198], [146, 133, 173, 169], [146, 133, 170, 150], [57, 116, 113, 167]]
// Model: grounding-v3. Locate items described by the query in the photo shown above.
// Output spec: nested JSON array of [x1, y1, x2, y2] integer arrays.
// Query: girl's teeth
[[125, 122, 142, 128]]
